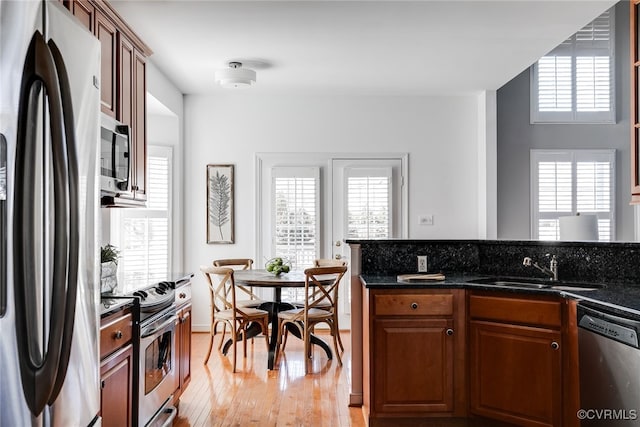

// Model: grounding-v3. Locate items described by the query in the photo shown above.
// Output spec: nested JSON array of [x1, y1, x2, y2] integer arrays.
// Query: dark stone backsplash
[[349, 239, 640, 286]]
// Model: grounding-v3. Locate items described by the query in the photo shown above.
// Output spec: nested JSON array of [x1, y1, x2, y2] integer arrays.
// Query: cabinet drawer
[[469, 294, 562, 328], [100, 312, 133, 359], [374, 293, 453, 316]]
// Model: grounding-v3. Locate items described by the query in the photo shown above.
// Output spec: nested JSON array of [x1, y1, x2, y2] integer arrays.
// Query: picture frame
[[206, 164, 234, 244]]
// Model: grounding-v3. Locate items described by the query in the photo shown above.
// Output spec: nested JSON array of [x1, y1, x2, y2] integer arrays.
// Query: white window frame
[[530, 149, 615, 241], [530, 7, 615, 124], [111, 145, 173, 292]]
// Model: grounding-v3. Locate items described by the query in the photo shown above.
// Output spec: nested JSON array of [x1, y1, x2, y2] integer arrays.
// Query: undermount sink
[[466, 277, 603, 291]]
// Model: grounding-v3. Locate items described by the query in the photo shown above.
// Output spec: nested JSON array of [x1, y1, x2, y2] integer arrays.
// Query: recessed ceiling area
[[111, 0, 617, 96]]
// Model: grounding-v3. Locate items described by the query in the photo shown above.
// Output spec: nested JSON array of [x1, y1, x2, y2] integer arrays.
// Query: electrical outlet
[[417, 255, 428, 272]]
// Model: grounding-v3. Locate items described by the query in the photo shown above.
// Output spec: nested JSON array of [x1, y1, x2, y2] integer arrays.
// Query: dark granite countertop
[[100, 296, 135, 318], [360, 273, 640, 319]]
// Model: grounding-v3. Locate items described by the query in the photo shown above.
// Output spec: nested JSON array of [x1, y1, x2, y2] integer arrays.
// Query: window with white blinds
[[531, 149, 615, 241], [116, 146, 172, 291], [531, 8, 615, 123], [271, 167, 320, 270], [346, 168, 392, 239]]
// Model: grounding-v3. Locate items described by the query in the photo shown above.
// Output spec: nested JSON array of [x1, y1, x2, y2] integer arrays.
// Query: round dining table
[[223, 269, 333, 370]]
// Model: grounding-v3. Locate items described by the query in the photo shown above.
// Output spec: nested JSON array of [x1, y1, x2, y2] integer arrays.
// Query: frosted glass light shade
[[215, 62, 256, 89]]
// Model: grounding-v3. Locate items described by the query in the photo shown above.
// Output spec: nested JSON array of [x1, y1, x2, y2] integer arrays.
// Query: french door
[[331, 158, 404, 323], [256, 153, 407, 326]]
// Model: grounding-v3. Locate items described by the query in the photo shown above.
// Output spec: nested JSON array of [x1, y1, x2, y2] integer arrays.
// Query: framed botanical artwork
[[206, 164, 234, 243]]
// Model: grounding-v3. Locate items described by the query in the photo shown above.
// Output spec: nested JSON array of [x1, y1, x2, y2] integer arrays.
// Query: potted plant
[[100, 244, 120, 294]]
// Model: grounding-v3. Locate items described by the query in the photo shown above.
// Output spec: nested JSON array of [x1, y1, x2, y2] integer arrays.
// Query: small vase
[[101, 261, 118, 294]]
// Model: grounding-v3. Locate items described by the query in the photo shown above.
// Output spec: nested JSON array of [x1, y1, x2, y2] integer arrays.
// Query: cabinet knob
[[113, 330, 123, 340], [132, 185, 139, 191], [410, 302, 419, 310], [179, 292, 187, 298], [446, 329, 454, 336], [101, 380, 105, 389], [551, 341, 559, 350]]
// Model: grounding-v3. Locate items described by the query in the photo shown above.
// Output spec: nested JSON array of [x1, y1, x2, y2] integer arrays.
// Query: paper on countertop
[[396, 273, 446, 283]]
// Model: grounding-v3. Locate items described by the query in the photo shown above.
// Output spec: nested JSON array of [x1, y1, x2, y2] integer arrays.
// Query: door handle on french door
[[14, 31, 69, 416]]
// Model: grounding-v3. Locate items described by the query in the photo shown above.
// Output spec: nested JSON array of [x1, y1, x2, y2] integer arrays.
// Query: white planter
[[101, 261, 118, 294]]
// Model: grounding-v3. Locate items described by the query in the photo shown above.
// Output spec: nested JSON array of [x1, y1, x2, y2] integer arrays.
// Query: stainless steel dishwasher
[[578, 303, 640, 426]]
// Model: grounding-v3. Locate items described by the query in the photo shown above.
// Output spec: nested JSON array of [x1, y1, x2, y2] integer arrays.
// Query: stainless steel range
[[132, 281, 179, 427]]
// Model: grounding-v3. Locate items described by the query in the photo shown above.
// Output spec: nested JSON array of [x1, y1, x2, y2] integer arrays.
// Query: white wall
[[184, 93, 483, 331], [146, 62, 185, 274], [102, 61, 185, 276]]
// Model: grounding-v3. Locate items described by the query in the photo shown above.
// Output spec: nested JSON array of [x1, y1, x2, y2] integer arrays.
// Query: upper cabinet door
[[118, 34, 134, 127], [95, 10, 117, 118], [132, 50, 147, 200], [70, 0, 95, 32]]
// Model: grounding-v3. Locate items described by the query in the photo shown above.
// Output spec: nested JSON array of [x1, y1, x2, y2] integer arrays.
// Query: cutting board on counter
[[396, 273, 446, 283]]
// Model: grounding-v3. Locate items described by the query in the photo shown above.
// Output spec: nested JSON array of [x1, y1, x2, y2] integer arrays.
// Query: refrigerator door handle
[[46, 39, 80, 405], [14, 31, 70, 416]]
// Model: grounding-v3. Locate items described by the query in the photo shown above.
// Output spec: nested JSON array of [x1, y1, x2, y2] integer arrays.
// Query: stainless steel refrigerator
[[0, 1, 101, 425]]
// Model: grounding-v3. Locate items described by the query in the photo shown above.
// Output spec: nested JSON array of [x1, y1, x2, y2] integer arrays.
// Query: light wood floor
[[174, 331, 365, 427]]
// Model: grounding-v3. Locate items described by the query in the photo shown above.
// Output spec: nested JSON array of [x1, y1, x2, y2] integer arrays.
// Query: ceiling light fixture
[[215, 61, 256, 89]]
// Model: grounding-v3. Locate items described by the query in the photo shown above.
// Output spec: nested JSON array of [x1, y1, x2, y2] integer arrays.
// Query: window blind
[[118, 148, 172, 291], [531, 8, 614, 123], [537, 57, 572, 112], [272, 167, 320, 270], [346, 171, 391, 239], [531, 150, 614, 242]]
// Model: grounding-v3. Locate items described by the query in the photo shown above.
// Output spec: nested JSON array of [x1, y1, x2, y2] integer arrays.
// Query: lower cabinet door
[[470, 320, 562, 427], [100, 344, 133, 427], [373, 318, 454, 414], [176, 304, 192, 399]]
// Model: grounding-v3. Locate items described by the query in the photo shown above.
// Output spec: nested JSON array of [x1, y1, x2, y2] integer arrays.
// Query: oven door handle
[[141, 315, 178, 339]]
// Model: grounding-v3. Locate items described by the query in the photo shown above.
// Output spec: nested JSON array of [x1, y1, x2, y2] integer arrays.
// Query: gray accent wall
[[497, 1, 632, 241]]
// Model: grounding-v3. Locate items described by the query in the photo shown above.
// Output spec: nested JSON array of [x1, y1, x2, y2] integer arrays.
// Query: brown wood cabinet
[[66, 0, 151, 203], [70, 0, 95, 32], [100, 308, 134, 427], [95, 9, 117, 118], [468, 292, 564, 427], [118, 34, 147, 201], [100, 345, 133, 427], [174, 303, 192, 401], [363, 289, 466, 425], [131, 50, 147, 200]]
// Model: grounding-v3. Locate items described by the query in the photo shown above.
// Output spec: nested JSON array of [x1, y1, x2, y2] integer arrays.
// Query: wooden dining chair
[[212, 258, 265, 308], [314, 259, 347, 352], [283, 258, 348, 352], [275, 265, 348, 374], [200, 266, 270, 372]]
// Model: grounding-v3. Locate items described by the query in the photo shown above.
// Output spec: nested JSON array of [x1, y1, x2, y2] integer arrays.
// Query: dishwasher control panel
[[578, 304, 640, 348]]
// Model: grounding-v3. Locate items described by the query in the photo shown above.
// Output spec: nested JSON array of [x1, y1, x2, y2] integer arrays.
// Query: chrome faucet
[[523, 254, 558, 281]]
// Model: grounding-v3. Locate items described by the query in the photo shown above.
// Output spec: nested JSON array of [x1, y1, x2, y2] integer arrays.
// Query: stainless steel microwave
[[100, 114, 130, 195]]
